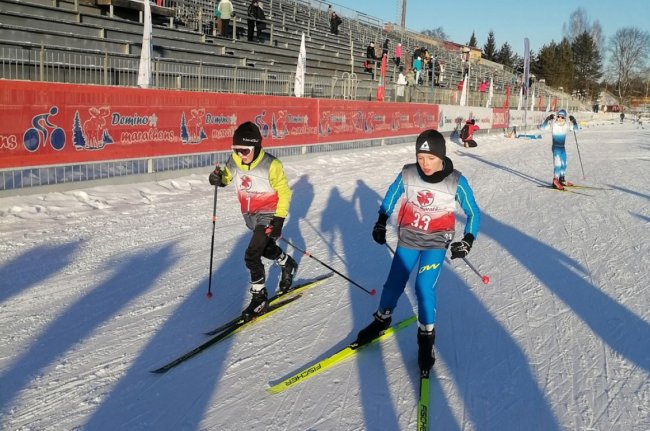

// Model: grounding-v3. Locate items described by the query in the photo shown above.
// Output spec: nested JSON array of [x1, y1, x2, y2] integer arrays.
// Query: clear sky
[[332, 0, 650, 56]]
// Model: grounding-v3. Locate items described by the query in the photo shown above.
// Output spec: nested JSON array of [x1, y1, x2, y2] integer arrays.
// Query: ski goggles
[[232, 146, 254, 156]]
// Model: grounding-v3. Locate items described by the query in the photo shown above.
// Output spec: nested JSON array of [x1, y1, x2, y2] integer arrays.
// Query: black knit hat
[[233, 121, 262, 148], [415, 129, 446, 159]]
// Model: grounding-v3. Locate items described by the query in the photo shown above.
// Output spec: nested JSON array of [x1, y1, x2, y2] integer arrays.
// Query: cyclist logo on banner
[[72, 107, 114, 150], [23, 107, 66, 152]]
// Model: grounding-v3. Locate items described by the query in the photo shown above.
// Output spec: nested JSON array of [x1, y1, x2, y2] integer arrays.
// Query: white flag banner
[[517, 85, 523, 110], [486, 76, 493, 108], [459, 73, 468, 106], [530, 84, 536, 111], [294, 33, 306, 97], [137, 0, 153, 88]]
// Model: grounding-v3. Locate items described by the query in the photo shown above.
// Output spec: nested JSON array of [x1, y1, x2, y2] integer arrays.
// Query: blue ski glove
[[450, 233, 474, 259]]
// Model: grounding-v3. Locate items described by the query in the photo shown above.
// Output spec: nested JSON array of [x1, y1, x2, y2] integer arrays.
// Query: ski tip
[[482, 275, 490, 285], [206, 292, 213, 299], [150, 368, 167, 374], [370, 288, 377, 296]]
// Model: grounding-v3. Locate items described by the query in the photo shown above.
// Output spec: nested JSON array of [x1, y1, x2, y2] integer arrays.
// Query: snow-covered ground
[[0, 121, 648, 431]]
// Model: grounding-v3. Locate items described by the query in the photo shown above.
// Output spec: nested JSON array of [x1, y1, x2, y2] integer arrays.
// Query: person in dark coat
[[330, 11, 342, 35]]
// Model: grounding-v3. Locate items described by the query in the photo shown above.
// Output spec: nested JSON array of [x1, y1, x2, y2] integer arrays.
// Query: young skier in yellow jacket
[[208, 121, 297, 320]]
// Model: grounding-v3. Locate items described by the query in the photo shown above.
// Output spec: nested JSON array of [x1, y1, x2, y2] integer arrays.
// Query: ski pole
[[206, 179, 219, 299], [572, 129, 586, 179], [386, 243, 395, 255], [461, 257, 490, 285], [280, 238, 376, 296]]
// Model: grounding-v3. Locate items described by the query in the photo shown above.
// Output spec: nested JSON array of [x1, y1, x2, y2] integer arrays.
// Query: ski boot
[[355, 310, 392, 346], [417, 327, 436, 377], [559, 176, 573, 187], [242, 280, 268, 322], [277, 253, 298, 294], [552, 178, 564, 190]]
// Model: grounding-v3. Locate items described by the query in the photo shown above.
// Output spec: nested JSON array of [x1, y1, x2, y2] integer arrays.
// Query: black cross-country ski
[[204, 273, 333, 336], [151, 295, 302, 373]]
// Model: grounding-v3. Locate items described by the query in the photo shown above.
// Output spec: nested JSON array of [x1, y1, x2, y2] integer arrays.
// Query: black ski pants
[[245, 225, 283, 282]]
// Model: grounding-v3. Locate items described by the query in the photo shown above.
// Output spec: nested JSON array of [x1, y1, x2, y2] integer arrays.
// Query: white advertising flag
[[294, 33, 306, 97], [137, 0, 153, 88]]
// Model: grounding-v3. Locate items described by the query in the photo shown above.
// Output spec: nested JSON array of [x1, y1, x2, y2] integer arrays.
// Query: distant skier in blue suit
[[539, 108, 579, 190]]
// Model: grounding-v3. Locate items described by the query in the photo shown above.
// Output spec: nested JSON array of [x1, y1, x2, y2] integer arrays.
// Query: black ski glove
[[372, 213, 388, 245], [545, 114, 555, 122], [450, 233, 475, 259], [569, 115, 577, 126], [208, 166, 223, 186], [265, 216, 285, 240]]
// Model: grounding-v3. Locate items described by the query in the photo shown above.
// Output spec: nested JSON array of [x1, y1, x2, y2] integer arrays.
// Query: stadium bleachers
[[0, 0, 582, 107]]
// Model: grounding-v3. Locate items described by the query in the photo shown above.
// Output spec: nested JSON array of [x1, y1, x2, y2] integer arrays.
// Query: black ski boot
[[417, 327, 436, 377], [242, 283, 268, 322], [277, 254, 298, 294], [355, 310, 392, 346]]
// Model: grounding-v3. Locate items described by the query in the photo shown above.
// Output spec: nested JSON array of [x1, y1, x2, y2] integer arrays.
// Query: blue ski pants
[[378, 246, 446, 327], [552, 146, 567, 179]]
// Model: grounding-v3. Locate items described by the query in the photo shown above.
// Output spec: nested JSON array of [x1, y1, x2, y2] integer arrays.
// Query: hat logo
[[419, 141, 430, 151]]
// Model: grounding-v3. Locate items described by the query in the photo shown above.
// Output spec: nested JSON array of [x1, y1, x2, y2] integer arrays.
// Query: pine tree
[[496, 42, 514, 68], [180, 112, 189, 143], [483, 31, 497, 61], [468, 31, 477, 48], [532, 42, 558, 86], [556, 38, 575, 94], [72, 111, 85, 149], [572, 31, 602, 102]]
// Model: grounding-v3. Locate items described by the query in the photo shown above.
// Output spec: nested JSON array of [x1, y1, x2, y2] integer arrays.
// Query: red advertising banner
[[0, 80, 440, 169], [491, 108, 509, 128]]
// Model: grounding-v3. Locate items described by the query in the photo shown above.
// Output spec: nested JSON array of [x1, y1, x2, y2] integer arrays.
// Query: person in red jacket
[[460, 119, 480, 148]]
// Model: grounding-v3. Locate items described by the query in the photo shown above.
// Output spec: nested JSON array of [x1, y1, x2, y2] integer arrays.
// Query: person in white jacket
[[396, 68, 407, 99], [218, 0, 233, 36]]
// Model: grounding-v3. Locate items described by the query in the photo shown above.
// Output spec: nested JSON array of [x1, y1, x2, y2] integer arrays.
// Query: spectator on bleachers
[[394, 42, 402, 67], [330, 12, 342, 35], [396, 67, 407, 100], [365, 42, 378, 79], [433, 56, 441, 86], [218, 0, 233, 37], [412, 46, 421, 67], [414, 56, 423, 85], [405, 68, 416, 102], [247, 0, 266, 42], [426, 56, 434, 84], [215, 0, 222, 36], [479, 79, 488, 104], [382, 38, 390, 59]]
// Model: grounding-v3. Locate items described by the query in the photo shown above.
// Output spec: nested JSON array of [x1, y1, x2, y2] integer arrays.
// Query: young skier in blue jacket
[[357, 129, 480, 376], [539, 108, 579, 190]]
